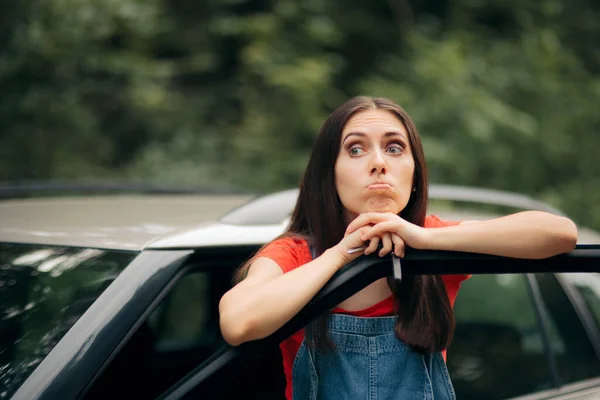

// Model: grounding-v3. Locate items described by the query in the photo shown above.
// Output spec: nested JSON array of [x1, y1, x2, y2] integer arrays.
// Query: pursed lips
[[367, 182, 392, 189]]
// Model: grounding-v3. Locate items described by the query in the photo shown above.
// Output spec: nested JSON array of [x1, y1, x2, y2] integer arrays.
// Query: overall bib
[[291, 314, 456, 400]]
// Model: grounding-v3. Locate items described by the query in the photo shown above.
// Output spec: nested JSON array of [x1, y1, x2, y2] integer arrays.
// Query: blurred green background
[[0, 0, 598, 229]]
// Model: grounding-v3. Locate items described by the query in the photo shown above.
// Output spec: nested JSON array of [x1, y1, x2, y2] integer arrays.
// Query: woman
[[219, 96, 577, 399]]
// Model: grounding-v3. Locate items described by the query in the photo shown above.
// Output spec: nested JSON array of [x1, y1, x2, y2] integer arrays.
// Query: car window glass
[[0, 244, 135, 400], [146, 272, 216, 348], [448, 274, 552, 400], [536, 273, 600, 384]]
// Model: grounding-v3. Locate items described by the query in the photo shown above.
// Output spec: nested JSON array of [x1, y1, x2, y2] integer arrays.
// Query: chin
[[367, 206, 400, 214], [363, 197, 402, 214]]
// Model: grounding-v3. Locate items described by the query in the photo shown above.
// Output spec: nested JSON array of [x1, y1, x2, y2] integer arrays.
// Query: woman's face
[[334, 109, 415, 223]]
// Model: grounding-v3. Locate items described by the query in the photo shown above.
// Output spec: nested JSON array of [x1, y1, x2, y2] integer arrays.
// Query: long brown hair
[[236, 96, 454, 354]]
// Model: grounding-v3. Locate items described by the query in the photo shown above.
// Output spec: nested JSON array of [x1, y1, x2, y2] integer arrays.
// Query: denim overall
[[293, 247, 455, 399], [291, 314, 456, 400]]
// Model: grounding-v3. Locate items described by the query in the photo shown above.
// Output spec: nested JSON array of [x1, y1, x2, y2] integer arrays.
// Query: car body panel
[[145, 221, 289, 249]]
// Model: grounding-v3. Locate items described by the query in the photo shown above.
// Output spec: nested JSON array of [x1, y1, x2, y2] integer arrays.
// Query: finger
[[346, 214, 375, 235], [346, 213, 392, 235], [364, 236, 380, 255], [361, 221, 399, 241], [346, 223, 369, 238], [392, 234, 405, 257], [345, 221, 374, 238], [379, 233, 393, 257]]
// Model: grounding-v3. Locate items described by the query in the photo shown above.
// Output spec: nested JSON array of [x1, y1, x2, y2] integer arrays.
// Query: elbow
[[221, 318, 259, 347], [219, 293, 254, 347], [546, 217, 578, 257], [559, 217, 578, 253], [220, 322, 248, 347]]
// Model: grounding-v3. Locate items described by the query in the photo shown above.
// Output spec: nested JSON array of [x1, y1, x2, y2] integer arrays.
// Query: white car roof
[[0, 195, 252, 251]]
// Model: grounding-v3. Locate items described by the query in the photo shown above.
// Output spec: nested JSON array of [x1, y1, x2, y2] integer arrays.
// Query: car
[[1, 184, 600, 400]]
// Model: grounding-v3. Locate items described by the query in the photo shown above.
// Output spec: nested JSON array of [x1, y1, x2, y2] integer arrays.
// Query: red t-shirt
[[255, 215, 470, 400]]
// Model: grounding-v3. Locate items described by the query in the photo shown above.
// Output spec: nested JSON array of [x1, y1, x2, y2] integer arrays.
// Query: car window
[[0, 243, 135, 400], [146, 272, 216, 348], [448, 274, 553, 400], [535, 273, 600, 384]]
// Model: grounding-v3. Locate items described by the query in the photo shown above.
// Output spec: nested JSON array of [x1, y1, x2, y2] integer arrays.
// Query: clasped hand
[[343, 212, 430, 258]]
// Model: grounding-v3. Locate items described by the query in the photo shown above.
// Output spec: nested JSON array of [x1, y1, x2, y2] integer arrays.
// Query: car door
[[156, 244, 600, 400]]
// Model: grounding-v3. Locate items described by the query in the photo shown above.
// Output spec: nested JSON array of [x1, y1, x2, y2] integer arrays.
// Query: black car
[[2, 185, 600, 400]]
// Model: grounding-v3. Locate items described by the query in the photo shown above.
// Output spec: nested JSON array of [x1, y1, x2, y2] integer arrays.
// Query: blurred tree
[[0, 0, 598, 229]]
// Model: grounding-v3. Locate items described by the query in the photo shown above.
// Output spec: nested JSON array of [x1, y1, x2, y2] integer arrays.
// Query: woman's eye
[[387, 144, 403, 154], [349, 146, 365, 156]]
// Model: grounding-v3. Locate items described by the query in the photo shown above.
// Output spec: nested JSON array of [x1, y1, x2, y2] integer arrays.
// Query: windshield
[[0, 243, 137, 399]]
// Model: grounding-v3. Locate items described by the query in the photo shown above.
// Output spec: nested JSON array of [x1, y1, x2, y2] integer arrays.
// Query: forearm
[[426, 211, 578, 259], [219, 248, 345, 345]]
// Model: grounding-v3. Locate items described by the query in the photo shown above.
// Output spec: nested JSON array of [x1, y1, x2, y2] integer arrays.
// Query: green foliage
[[0, 0, 598, 230]]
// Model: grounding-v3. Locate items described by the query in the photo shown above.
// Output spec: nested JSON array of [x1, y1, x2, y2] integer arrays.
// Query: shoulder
[[255, 236, 311, 273], [424, 215, 462, 228]]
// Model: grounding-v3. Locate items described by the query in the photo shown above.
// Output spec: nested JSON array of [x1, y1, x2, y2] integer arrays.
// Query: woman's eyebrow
[[342, 131, 407, 145], [342, 132, 366, 144], [383, 131, 408, 141]]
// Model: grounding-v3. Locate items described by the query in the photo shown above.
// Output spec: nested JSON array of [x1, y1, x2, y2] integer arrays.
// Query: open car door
[[160, 245, 600, 400]]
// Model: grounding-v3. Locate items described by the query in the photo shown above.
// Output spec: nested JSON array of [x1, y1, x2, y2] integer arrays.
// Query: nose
[[370, 149, 386, 175]]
